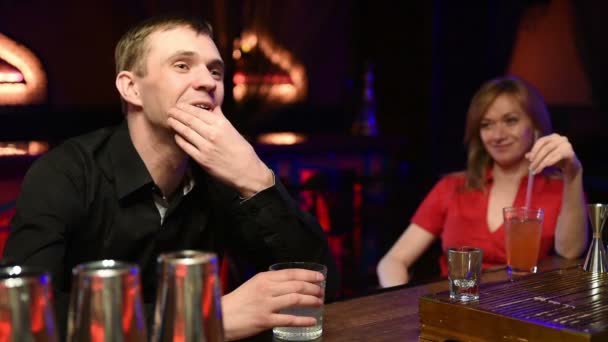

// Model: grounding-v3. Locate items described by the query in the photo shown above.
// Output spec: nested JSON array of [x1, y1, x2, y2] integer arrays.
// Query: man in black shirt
[[4, 15, 337, 340]]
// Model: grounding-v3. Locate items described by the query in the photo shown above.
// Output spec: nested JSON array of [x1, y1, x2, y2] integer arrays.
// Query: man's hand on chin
[[167, 104, 275, 193]]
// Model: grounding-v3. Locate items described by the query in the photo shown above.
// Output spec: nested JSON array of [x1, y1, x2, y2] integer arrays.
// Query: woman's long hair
[[463, 76, 553, 190]]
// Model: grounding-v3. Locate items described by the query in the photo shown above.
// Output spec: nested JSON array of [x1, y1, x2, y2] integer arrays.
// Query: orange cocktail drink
[[503, 207, 544, 276]]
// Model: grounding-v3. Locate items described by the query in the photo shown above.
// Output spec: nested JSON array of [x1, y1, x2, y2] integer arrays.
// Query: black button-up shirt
[[4, 121, 336, 332]]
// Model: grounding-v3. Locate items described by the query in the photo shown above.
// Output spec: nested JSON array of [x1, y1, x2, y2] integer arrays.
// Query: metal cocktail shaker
[[151, 250, 224, 342], [0, 266, 58, 341], [66, 260, 147, 342]]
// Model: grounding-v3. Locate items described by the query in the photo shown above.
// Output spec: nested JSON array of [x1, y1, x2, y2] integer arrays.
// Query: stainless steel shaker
[[66, 260, 147, 342], [151, 250, 224, 342], [0, 265, 58, 342]]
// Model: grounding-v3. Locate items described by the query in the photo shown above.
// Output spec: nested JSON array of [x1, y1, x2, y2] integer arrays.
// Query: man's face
[[133, 26, 225, 128]]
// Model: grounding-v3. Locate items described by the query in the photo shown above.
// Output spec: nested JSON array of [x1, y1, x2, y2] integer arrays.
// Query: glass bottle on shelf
[[351, 63, 378, 136]]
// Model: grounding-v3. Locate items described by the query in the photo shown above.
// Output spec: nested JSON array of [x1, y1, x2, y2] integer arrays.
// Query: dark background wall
[[0, 1, 434, 142], [1, 0, 607, 293], [2, 1, 604, 163]]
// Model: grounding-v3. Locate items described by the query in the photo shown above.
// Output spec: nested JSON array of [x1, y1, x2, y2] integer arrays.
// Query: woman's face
[[479, 94, 535, 168]]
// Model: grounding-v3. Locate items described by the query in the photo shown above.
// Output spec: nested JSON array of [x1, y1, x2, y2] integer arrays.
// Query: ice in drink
[[449, 278, 479, 301], [273, 306, 323, 341]]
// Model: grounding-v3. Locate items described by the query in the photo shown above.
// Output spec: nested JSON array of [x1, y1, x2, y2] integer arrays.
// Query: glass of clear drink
[[447, 247, 483, 302], [269, 262, 326, 341], [503, 207, 544, 279]]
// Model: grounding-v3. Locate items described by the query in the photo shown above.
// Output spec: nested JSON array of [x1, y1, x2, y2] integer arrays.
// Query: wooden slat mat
[[419, 267, 608, 341]]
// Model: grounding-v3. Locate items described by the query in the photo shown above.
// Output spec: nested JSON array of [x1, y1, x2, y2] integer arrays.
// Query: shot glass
[[269, 262, 327, 341], [503, 207, 544, 278], [447, 247, 483, 302]]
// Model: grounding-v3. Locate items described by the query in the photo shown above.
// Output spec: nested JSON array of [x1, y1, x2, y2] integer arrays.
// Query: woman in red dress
[[377, 76, 588, 287]]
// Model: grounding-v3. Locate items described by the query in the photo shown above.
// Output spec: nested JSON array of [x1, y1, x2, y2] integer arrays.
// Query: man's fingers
[[271, 293, 323, 312], [173, 134, 202, 160], [268, 293, 322, 329], [212, 105, 226, 118], [168, 117, 203, 146], [269, 280, 324, 298], [173, 103, 218, 124], [169, 109, 219, 145], [168, 105, 196, 124], [266, 268, 325, 282], [270, 313, 318, 328]]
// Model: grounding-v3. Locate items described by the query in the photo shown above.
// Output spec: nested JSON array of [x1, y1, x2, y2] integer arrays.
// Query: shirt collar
[[485, 164, 494, 181], [182, 167, 196, 196], [107, 121, 155, 200]]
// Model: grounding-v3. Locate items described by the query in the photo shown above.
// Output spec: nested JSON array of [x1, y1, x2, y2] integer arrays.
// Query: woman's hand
[[526, 133, 582, 181]]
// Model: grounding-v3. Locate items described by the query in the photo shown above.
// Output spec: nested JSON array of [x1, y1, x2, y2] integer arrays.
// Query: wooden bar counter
[[318, 256, 582, 341], [243, 257, 581, 341]]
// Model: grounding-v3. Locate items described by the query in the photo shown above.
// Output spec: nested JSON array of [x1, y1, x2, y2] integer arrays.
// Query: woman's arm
[[554, 168, 588, 258], [528, 133, 588, 259], [377, 223, 436, 287]]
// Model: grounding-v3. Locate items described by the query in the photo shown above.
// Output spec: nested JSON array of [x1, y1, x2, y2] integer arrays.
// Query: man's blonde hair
[[114, 14, 213, 112]]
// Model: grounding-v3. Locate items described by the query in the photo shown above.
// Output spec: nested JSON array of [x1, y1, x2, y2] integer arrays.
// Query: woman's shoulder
[[438, 171, 467, 184], [429, 171, 467, 192]]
